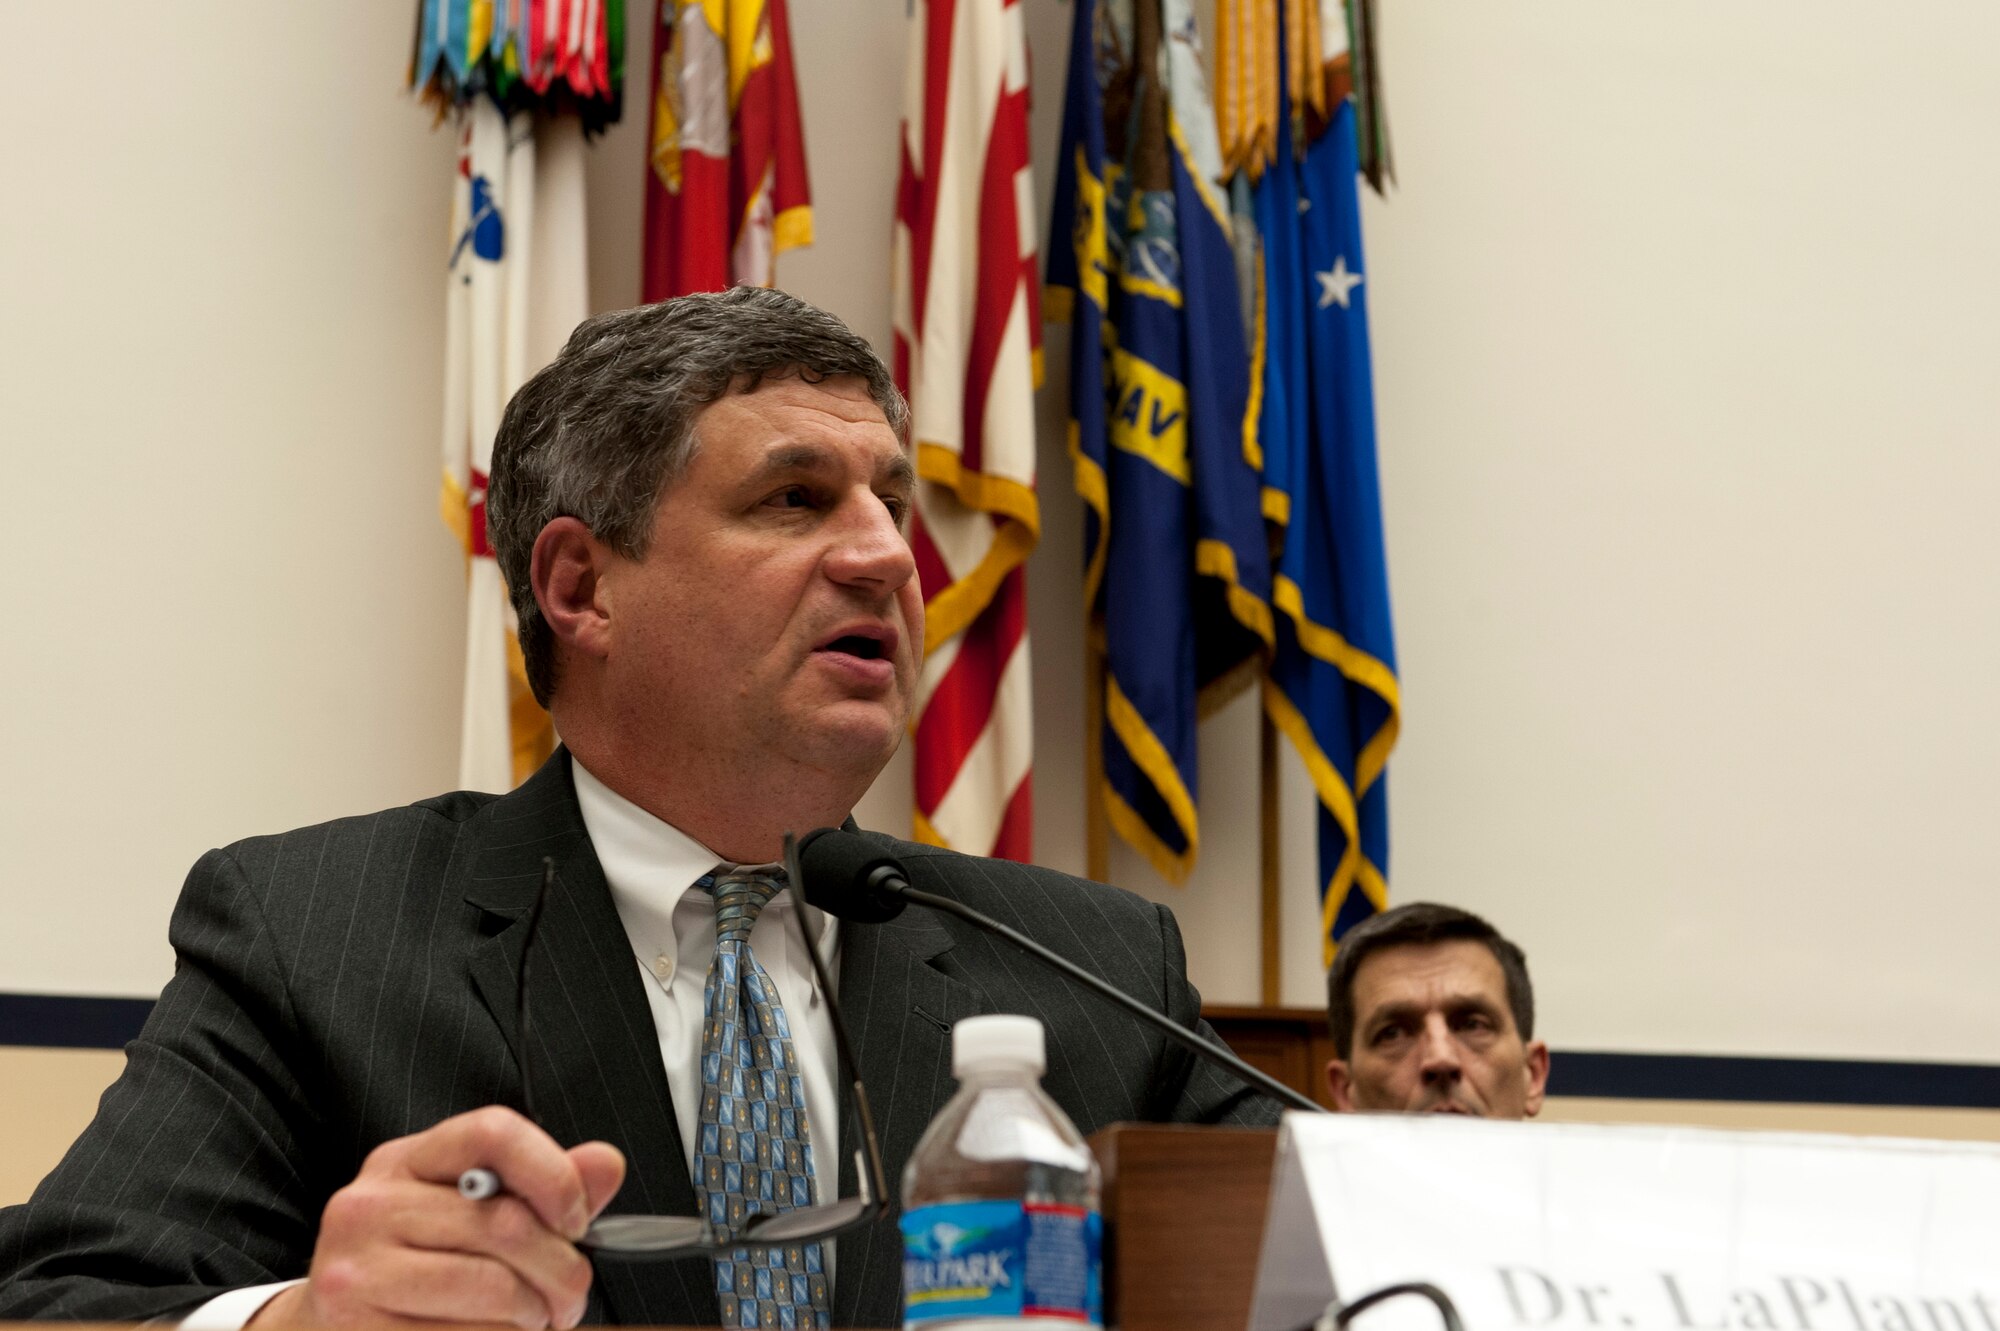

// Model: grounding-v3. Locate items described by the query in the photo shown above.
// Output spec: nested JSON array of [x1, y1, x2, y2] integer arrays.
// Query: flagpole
[[1259, 693, 1281, 1005], [1085, 633, 1109, 884]]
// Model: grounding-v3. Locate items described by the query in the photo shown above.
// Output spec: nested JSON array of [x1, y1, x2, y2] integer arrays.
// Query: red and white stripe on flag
[[892, 0, 1042, 861], [441, 100, 588, 792], [643, 0, 812, 299]]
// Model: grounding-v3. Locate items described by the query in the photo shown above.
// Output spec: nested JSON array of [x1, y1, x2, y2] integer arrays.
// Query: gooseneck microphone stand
[[798, 828, 1325, 1115]]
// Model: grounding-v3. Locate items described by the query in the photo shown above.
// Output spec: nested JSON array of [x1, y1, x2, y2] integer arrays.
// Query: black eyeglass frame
[[513, 839, 890, 1258]]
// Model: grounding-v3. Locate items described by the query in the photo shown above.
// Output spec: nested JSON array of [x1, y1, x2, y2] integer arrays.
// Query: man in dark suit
[[0, 288, 1275, 1327]]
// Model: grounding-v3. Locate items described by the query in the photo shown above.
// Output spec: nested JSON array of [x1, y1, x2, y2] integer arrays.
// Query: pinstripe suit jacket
[[0, 751, 1276, 1325]]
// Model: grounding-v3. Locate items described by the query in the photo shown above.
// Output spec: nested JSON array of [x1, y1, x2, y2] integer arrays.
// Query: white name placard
[[1247, 1113, 2000, 1331]]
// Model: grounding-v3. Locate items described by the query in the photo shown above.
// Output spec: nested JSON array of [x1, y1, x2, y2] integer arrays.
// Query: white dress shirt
[[182, 761, 844, 1329], [570, 759, 844, 1237]]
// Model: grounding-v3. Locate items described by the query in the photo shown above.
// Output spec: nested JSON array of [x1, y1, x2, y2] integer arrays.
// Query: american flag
[[892, 0, 1042, 860]]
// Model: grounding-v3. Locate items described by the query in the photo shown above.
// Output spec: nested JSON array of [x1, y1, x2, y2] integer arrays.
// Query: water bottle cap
[[952, 1014, 1046, 1077]]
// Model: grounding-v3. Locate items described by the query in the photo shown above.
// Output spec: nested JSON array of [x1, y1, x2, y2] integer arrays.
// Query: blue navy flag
[[1253, 80, 1401, 964], [1048, 0, 1273, 883]]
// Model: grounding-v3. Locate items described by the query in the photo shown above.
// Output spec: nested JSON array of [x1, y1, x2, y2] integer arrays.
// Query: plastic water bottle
[[900, 1014, 1103, 1330]]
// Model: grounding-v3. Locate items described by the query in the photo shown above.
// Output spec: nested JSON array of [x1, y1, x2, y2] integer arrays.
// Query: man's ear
[[1325, 1057, 1357, 1112], [531, 516, 614, 664], [1522, 1040, 1551, 1118]]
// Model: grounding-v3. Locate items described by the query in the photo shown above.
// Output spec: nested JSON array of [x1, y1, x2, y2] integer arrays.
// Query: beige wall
[[1, 5, 465, 1002], [0, 1049, 126, 1208], [2, 0, 1994, 1196]]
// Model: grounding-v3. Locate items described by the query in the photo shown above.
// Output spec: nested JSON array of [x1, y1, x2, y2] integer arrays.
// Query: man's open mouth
[[824, 635, 887, 660], [814, 625, 897, 662]]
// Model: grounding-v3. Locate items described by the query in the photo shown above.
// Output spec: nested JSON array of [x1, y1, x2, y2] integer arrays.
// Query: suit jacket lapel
[[461, 751, 718, 1326], [830, 898, 986, 1328], [460, 776, 977, 1326]]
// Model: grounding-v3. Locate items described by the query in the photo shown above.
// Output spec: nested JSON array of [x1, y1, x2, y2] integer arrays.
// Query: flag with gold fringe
[[1240, 1, 1400, 962], [419, 0, 620, 791], [1048, 0, 1273, 883], [893, 0, 1042, 860]]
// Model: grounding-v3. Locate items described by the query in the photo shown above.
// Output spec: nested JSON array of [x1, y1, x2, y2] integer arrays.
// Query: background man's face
[[597, 374, 922, 791], [1325, 939, 1550, 1119]]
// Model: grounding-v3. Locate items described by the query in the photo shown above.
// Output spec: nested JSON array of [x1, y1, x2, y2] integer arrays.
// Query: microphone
[[794, 828, 911, 923], [797, 828, 1324, 1115]]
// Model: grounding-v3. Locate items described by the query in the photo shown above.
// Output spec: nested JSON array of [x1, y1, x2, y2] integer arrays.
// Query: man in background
[[1324, 902, 1549, 1119]]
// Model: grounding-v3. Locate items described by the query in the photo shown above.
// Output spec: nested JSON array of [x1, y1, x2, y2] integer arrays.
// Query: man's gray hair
[[487, 285, 909, 706]]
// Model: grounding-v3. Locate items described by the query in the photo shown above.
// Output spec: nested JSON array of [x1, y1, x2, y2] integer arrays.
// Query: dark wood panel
[[1092, 1124, 1280, 1331], [1205, 1004, 1339, 1111]]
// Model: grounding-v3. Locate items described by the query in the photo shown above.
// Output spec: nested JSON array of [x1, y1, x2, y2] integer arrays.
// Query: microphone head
[[797, 828, 910, 924]]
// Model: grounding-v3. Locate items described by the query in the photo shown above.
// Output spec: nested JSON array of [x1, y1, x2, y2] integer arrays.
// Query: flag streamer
[[413, 0, 627, 134], [1217, 0, 1391, 193]]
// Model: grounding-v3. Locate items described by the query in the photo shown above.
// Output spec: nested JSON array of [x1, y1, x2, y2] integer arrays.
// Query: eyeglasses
[[1293, 1283, 1466, 1331], [513, 835, 889, 1257]]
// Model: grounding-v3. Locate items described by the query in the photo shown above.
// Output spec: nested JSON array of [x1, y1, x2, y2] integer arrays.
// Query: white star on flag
[[1316, 255, 1363, 309]]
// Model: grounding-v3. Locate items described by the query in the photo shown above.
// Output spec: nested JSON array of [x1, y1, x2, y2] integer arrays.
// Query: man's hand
[[254, 1106, 626, 1329]]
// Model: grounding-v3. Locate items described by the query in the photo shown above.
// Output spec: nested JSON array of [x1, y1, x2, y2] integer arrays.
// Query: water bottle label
[[901, 1199, 1102, 1325]]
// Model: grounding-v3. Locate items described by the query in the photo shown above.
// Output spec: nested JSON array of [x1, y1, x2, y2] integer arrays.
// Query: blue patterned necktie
[[694, 867, 831, 1329]]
